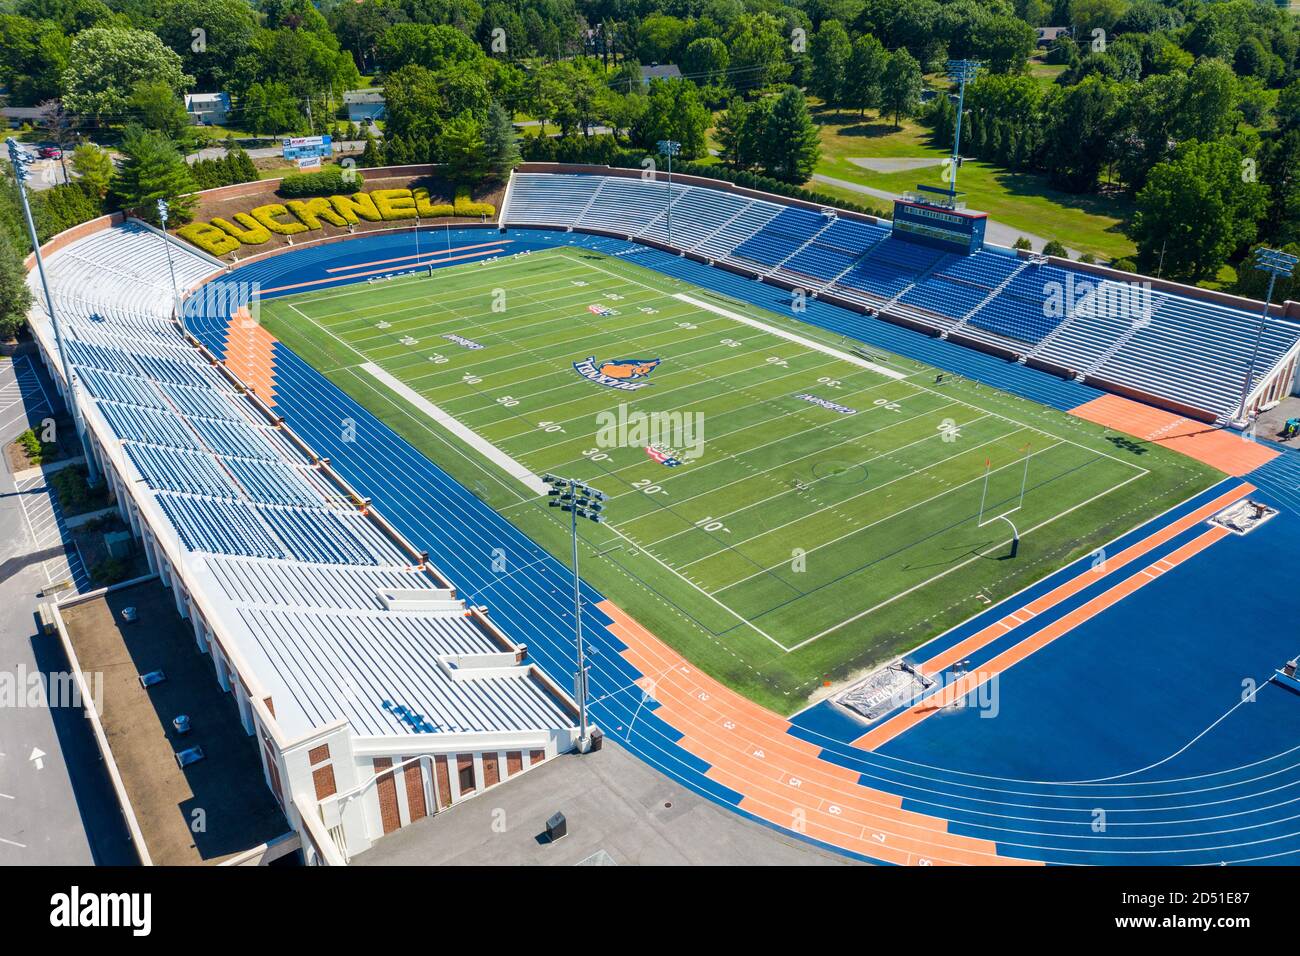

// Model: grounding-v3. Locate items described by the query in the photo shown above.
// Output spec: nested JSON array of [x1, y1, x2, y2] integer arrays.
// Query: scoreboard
[[892, 194, 988, 255]]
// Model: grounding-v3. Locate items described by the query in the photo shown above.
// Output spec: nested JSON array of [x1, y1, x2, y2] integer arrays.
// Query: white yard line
[[360, 362, 550, 495], [674, 293, 909, 381]]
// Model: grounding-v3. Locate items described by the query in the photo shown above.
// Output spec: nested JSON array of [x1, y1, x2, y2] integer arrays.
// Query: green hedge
[[278, 168, 366, 198]]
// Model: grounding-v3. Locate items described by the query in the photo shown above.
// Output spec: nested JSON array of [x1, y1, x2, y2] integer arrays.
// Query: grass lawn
[[811, 106, 1138, 262], [256, 247, 1221, 711]]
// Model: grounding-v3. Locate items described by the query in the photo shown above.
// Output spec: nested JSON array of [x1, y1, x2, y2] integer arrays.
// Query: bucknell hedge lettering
[[177, 187, 496, 257]]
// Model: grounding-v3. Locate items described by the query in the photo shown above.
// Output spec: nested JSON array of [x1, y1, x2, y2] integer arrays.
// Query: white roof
[[34, 223, 578, 742]]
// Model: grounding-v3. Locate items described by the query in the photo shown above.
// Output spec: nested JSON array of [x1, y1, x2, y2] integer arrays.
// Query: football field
[[255, 246, 1222, 709]]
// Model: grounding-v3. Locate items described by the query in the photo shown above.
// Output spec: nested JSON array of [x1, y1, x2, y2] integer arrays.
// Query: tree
[[809, 21, 852, 108], [1234, 243, 1300, 302], [881, 49, 922, 129], [332, 0, 408, 73], [727, 12, 791, 91], [0, 15, 72, 106], [1042, 239, 1068, 257], [1041, 74, 1125, 192], [972, 14, 1036, 74], [376, 22, 483, 74], [241, 82, 303, 135], [843, 33, 886, 118], [155, 0, 257, 90], [1070, 0, 1128, 37], [111, 126, 196, 223], [32, 183, 101, 241], [359, 131, 385, 168], [681, 38, 729, 88], [440, 112, 488, 183], [0, 229, 33, 341], [71, 143, 114, 198], [632, 78, 711, 160], [481, 100, 521, 181], [714, 97, 753, 168], [62, 27, 193, 123], [636, 13, 688, 64], [1259, 129, 1300, 247], [37, 100, 76, 183], [1177, 58, 1238, 143], [128, 80, 192, 140], [758, 86, 821, 183], [1131, 140, 1268, 281]]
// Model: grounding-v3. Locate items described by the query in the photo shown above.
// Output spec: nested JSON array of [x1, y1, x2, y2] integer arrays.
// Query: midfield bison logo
[[573, 356, 661, 391]]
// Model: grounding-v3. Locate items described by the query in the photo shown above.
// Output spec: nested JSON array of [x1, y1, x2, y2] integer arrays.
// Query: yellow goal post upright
[[977, 444, 1032, 558]]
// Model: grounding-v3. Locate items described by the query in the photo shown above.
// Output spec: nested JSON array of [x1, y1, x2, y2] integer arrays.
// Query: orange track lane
[[920, 482, 1253, 676], [223, 307, 279, 406], [601, 601, 1040, 865], [854, 525, 1233, 751], [1070, 394, 1277, 475]]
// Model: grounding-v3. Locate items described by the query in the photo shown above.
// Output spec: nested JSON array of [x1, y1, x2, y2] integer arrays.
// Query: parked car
[[37, 145, 62, 159]]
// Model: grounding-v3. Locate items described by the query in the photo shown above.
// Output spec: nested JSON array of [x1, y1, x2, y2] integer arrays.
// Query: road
[[185, 137, 375, 164]]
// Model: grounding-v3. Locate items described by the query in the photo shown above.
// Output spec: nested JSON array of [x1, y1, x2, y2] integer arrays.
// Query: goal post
[[977, 444, 1032, 557]]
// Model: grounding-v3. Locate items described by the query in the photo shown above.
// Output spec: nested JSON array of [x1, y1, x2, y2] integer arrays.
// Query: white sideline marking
[[360, 362, 549, 496], [672, 293, 908, 381]]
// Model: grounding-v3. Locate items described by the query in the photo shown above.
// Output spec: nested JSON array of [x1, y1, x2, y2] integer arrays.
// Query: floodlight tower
[[1237, 246, 1299, 425], [657, 139, 681, 247], [945, 60, 981, 200], [6, 137, 99, 485], [156, 199, 182, 324], [543, 473, 606, 753]]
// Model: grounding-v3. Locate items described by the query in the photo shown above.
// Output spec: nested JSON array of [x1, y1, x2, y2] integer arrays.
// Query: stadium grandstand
[[20, 165, 1300, 867], [25, 217, 582, 865]]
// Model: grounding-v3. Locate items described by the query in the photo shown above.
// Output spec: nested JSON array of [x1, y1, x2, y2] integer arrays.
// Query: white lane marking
[[360, 362, 550, 496]]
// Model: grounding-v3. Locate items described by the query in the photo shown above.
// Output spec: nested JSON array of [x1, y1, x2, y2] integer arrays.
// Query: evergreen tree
[[440, 113, 488, 183], [759, 86, 821, 184], [111, 126, 196, 223], [0, 229, 33, 340], [482, 101, 522, 182], [714, 98, 753, 169], [385, 133, 411, 165], [359, 132, 385, 168], [231, 149, 258, 183]]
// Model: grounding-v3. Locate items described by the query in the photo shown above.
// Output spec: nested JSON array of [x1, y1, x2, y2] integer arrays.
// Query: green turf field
[[256, 246, 1222, 711]]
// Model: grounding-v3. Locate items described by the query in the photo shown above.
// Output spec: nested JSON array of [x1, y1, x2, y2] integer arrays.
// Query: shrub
[[1013, 236, 1033, 250], [1042, 240, 1069, 258], [50, 466, 92, 511], [278, 168, 366, 198], [91, 556, 131, 585], [453, 187, 495, 218], [16, 427, 56, 465]]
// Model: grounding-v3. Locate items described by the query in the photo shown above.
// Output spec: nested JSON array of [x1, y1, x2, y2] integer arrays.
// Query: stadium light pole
[[6, 137, 99, 485], [1237, 246, 1299, 424], [543, 473, 606, 753], [945, 60, 981, 200], [156, 199, 182, 324], [657, 139, 680, 248]]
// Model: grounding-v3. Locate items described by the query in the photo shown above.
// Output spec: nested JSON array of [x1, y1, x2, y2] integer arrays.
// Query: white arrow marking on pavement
[[28, 747, 45, 770]]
